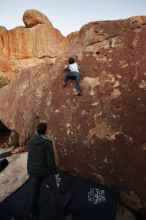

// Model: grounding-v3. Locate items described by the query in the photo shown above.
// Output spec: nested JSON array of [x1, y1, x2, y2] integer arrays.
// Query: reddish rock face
[[0, 14, 146, 217]]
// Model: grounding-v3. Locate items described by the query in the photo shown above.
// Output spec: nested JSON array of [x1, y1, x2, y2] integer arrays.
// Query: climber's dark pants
[[64, 71, 80, 94]]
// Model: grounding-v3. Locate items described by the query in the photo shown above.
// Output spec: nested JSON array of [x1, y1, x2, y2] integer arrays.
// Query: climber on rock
[[63, 57, 81, 96]]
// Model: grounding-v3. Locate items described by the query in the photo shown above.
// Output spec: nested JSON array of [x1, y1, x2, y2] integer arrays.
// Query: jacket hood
[[27, 134, 49, 146]]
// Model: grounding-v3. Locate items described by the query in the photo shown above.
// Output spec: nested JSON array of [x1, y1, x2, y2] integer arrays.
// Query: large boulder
[[23, 9, 52, 28], [0, 15, 146, 218]]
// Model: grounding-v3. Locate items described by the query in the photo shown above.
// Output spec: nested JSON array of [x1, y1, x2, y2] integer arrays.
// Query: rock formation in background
[[0, 10, 146, 218], [0, 9, 70, 75]]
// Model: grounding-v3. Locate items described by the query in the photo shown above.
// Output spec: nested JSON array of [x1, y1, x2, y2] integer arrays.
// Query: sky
[[0, 0, 145, 36]]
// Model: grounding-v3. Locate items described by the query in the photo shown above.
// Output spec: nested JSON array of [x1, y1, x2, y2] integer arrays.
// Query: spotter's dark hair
[[37, 123, 47, 135]]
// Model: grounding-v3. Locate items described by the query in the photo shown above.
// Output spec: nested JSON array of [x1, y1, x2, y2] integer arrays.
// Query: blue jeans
[[64, 71, 80, 93]]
